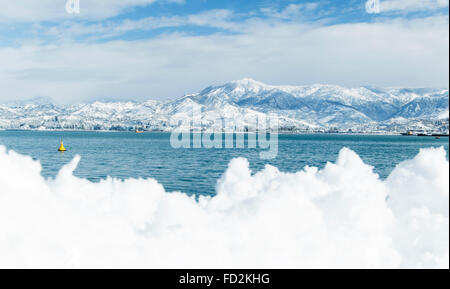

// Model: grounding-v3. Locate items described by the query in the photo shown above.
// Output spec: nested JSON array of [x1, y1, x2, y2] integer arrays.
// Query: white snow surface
[[0, 79, 448, 132], [0, 145, 448, 268]]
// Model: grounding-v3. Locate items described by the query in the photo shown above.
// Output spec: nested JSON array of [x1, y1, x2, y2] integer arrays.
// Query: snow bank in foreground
[[0, 146, 448, 268]]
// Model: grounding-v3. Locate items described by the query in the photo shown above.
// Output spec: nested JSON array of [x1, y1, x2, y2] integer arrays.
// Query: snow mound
[[0, 146, 448, 268]]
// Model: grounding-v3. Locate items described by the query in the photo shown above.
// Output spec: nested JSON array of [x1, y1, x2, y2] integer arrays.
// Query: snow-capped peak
[[230, 78, 269, 88], [0, 80, 448, 133]]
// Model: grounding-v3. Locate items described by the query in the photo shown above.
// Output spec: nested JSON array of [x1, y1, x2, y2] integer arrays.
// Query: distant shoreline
[[1, 128, 448, 137]]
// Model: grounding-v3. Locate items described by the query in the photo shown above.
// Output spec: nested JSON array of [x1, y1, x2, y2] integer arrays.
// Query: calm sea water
[[0, 131, 448, 196]]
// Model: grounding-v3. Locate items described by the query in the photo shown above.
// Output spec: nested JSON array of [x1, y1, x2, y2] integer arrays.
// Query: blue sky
[[0, 0, 448, 103]]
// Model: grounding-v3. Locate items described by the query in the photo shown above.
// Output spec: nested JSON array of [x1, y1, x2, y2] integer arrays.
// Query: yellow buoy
[[58, 141, 67, 152]]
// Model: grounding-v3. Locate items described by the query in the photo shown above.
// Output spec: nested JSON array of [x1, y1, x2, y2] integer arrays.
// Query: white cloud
[[366, 0, 449, 14], [261, 2, 320, 19], [0, 15, 448, 103], [0, 0, 182, 22], [30, 9, 238, 42]]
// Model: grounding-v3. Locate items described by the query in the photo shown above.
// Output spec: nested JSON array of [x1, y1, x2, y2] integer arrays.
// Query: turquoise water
[[0, 131, 448, 196]]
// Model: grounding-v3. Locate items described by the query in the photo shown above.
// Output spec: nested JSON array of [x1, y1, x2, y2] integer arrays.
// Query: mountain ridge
[[0, 79, 448, 134]]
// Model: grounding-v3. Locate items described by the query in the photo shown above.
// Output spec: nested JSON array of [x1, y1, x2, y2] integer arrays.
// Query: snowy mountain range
[[0, 79, 448, 133]]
